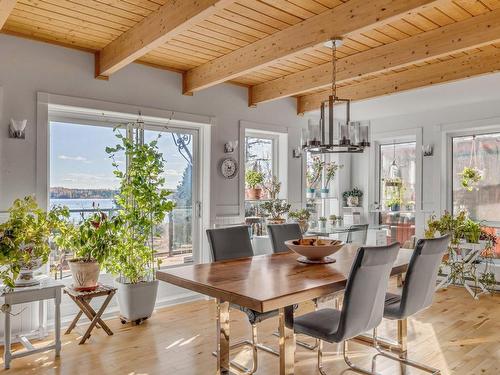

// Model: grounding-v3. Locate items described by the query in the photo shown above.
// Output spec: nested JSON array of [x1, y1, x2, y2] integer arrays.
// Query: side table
[[1, 277, 64, 369], [64, 284, 116, 345]]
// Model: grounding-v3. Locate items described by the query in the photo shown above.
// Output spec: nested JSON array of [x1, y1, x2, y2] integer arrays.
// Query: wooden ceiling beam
[[251, 8, 500, 106], [97, 0, 235, 77], [183, 0, 442, 94], [0, 0, 16, 30], [297, 47, 500, 114]]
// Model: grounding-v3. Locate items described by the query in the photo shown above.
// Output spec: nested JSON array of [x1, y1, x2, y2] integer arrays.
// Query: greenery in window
[[245, 169, 264, 189], [458, 166, 483, 192], [105, 130, 175, 284]]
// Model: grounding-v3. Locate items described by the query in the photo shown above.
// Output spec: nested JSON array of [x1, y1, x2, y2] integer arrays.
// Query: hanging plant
[[459, 166, 483, 192], [459, 136, 483, 192]]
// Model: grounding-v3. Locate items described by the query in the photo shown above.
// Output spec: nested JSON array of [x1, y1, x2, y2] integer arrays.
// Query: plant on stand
[[54, 211, 119, 291], [261, 200, 291, 225], [245, 170, 265, 200], [0, 196, 68, 288], [106, 130, 175, 324], [343, 187, 363, 207], [306, 156, 324, 199], [288, 209, 311, 234], [321, 161, 343, 198], [425, 211, 497, 298]]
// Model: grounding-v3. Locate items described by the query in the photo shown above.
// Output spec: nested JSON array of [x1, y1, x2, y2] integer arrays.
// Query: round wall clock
[[219, 157, 238, 179]]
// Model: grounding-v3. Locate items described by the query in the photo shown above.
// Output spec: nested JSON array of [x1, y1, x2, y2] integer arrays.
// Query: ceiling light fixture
[[302, 38, 370, 154]]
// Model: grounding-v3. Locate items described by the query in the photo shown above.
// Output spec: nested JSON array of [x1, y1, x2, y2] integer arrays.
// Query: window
[[49, 119, 199, 277], [245, 133, 277, 187], [378, 142, 416, 244], [452, 132, 500, 258]]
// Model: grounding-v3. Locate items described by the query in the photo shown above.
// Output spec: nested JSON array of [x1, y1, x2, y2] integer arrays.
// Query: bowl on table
[[285, 238, 344, 264]]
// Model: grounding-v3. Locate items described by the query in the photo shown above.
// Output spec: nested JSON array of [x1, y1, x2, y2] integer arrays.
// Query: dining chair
[[346, 224, 369, 245], [267, 223, 320, 351], [206, 225, 279, 374], [371, 234, 450, 375], [294, 242, 400, 375], [267, 223, 302, 253]]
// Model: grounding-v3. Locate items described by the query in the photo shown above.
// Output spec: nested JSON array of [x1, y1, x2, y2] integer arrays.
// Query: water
[[50, 198, 117, 222]]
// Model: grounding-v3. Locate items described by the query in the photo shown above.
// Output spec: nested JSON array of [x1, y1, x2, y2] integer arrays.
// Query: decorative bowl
[[285, 238, 344, 262]]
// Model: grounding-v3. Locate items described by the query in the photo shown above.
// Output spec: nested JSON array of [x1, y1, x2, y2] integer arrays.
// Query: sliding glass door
[[49, 120, 200, 277]]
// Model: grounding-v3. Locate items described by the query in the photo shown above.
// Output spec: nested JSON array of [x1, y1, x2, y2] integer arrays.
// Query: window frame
[[447, 128, 500, 227]]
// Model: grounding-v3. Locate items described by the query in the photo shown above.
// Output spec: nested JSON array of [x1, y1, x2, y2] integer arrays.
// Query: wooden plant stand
[[64, 284, 116, 345]]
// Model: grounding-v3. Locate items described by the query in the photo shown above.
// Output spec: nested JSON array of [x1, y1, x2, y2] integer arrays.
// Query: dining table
[[157, 244, 412, 375]]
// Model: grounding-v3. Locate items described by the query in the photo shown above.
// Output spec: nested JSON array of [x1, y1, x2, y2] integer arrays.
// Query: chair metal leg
[[372, 322, 441, 375], [211, 322, 278, 374]]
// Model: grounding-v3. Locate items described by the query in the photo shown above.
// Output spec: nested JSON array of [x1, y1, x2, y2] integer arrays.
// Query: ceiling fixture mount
[[302, 38, 370, 154]]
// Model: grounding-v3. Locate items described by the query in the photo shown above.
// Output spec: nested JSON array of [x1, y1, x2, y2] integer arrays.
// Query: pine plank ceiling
[[1, 0, 500, 114]]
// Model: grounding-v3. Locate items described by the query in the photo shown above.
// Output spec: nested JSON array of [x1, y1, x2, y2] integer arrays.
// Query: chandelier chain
[[331, 39, 337, 99]]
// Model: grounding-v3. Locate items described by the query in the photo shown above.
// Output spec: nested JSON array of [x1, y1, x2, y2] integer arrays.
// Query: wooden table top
[[157, 245, 412, 313]]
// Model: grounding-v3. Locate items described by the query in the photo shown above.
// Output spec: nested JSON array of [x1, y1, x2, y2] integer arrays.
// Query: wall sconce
[[292, 146, 302, 158], [9, 119, 27, 139], [224, 140, 238, 153], [422, 144, 433, 157]]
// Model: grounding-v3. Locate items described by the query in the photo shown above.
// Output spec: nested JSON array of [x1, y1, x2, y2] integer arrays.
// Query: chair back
[[206, 225, 254, 261], [346, 224, 369, 244], [336, 242, 400, 341], [398, 234, 450, 317], [267, 223, 303, 253]]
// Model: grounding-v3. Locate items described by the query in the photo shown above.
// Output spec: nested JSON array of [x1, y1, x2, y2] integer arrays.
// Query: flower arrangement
[[458, 166, 483, 192], [0, 196, 69, 287], [323, 162, 343, 189], [245, 169, 264, 189], [343, 187, 363, 207], [306, 156, 324, 193]]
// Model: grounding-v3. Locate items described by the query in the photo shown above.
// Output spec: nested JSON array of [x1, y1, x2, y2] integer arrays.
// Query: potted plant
[[318, 216, 327, 230], [306, 156, 324, 199], [245, 170, 265, 200], [106, 131, 175, 324], [288, 209, 311, 234], [343, 187, 363, 207], [263, 175, 281, 200], [458, 166, 483, 192], [261, 199, 291, 225], [329, 214, 338, 226], [55, 211, 118, 291], [386, 196, 402, 212], [0, 196, 68, 288], [321, 162, 342, 198]]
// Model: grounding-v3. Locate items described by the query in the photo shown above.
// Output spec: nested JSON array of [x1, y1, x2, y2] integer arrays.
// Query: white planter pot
[[15, 257, 44, 287], [347, 196, 359, 207], [115, 278, 159, 323]]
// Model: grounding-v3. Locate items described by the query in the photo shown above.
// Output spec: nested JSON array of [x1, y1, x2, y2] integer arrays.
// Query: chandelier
[[302, 39, 370, 154]]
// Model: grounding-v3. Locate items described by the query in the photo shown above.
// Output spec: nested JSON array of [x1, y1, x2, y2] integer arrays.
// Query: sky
[[50, 122, 191, 190]]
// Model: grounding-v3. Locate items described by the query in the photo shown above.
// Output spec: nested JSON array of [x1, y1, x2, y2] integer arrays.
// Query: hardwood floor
[[1, 285, 499, 375]]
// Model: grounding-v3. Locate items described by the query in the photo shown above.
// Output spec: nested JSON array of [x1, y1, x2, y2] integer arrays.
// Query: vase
[[15, 257, 44, 287], [116, 278, 159, 324], [390, 204, 400, 212], [306, 188, 316, 199], [246, 188, 262, 200], [68, 259, 100, 291], [347, 196, 359, 207], [320, 188, 329, 198], [296, 219, 309, 234]]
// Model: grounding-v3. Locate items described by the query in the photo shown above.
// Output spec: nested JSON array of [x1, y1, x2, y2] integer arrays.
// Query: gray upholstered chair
[[206, 225, 278, 374], [267, 223, 302, 253], [294, 242, 400, 375], [346, 223, 369, 245], [372, 234, 450, 375]]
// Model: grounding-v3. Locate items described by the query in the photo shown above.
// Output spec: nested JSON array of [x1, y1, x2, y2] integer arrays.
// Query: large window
[[452, 133, 500, 222], [378, 142, 416, 244], [245, 133, 277, 188], [49, 120, 198, 276], [452, 132, 500, 258]]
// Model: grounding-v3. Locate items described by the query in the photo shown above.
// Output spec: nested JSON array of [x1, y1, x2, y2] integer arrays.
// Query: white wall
[[342, 74, 500, 235], [0, 34, 308, 331], [0, 34, 307, 218]]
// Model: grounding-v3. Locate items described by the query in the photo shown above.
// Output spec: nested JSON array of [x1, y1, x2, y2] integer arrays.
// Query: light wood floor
[[1, 285, 499, 375]]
